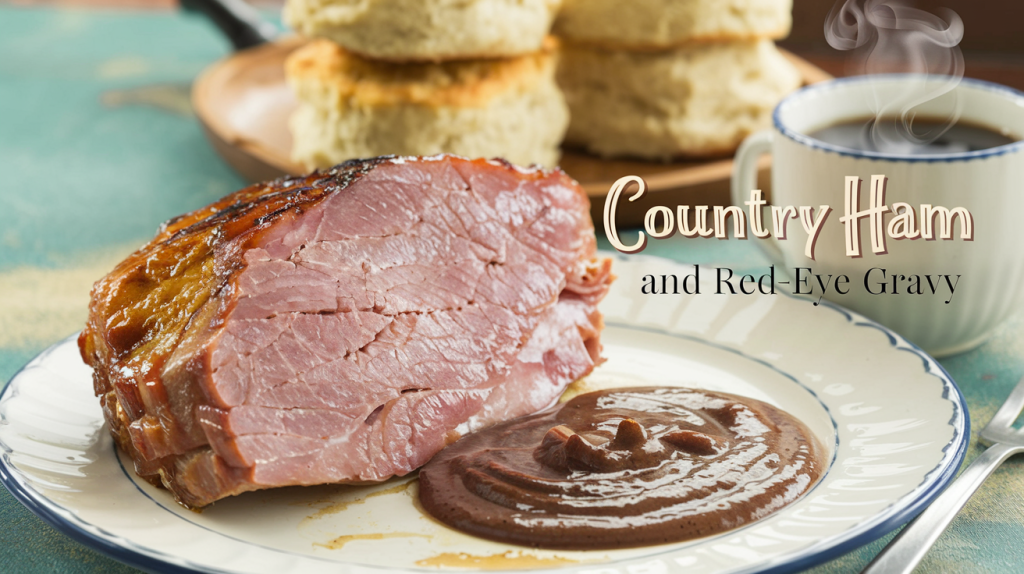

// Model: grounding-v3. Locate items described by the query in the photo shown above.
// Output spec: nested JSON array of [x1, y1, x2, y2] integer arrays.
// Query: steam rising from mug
[[825, 0, 964, 153]]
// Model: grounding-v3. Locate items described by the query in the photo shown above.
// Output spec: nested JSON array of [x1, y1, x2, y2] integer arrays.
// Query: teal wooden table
[[2, 7, 1023, 573]]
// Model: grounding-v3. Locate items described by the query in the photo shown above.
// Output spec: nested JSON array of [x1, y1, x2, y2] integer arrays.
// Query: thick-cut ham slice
[[79, 155, 612, 507]]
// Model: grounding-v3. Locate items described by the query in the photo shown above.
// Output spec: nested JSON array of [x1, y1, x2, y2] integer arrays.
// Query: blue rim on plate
[[0, 259, 971, 573], [742, 300, 969, 573]]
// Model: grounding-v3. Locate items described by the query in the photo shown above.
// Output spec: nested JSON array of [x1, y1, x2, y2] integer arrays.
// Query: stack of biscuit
[[554, 0, 802, 161], [282, 0, 568, 169]]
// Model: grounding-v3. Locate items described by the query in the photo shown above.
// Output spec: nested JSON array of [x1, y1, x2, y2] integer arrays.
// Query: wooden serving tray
[[192, 37, 832, 227]]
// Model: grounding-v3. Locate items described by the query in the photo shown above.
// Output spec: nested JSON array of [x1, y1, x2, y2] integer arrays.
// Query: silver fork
[[863, 375, 1024, 574]]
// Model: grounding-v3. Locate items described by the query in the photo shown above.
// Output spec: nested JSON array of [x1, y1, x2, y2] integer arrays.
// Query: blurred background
[[2, 1, 1024, 573], [5, 0, 1023, 84], [781, 0, 1024, 89]]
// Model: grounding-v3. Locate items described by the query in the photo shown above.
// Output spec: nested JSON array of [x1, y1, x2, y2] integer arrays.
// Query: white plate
[[0, 254, 968, 574]]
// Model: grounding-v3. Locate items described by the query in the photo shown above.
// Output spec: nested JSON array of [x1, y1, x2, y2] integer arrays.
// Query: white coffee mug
[[732, 75, 1024, 357]]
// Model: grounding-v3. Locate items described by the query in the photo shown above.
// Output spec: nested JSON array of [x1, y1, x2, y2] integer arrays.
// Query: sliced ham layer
[[79, 156, 612, 507]]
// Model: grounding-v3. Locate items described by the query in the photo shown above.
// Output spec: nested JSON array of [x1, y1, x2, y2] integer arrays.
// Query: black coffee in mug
[[809, 117, 1018, 155]]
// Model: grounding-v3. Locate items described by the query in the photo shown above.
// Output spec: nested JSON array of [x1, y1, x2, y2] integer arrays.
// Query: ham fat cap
[[78, 155, 613, 507]]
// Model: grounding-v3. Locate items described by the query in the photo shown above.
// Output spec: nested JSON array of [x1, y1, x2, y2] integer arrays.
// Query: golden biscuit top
[[285, 38, 558, 108]]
